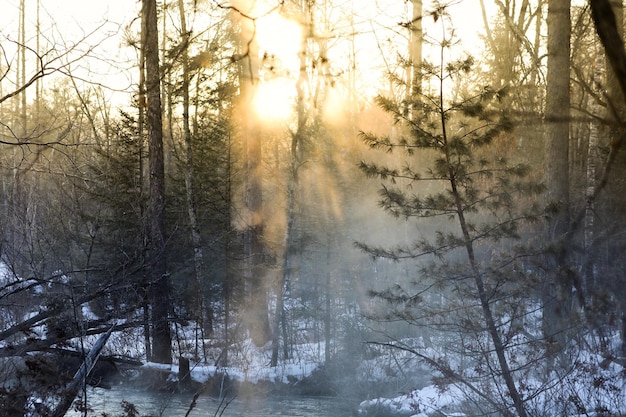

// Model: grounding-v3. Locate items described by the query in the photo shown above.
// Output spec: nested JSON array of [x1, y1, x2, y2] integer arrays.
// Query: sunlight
[[323, 85, 349, 126], [249, 8, 302, 123], [255, 11, 302, 65], [252, 77, 295, 122]]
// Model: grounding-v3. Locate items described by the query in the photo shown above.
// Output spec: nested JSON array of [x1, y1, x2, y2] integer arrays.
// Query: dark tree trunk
[[589, 0, 626, 369], [177, 0, 210, 352], [143, 0, 172, 364], [543, 0, 571, 361], [137, 0, 151, 362]]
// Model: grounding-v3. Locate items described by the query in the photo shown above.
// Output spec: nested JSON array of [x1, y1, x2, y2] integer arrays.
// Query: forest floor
[[134, 331, 626, 417]]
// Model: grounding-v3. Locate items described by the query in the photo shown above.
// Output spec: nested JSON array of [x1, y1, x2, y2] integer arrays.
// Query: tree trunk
[[138, 5, 152, 362], [431, 45, 528, 414], [543, 0, 571, 361], [19, 0, 27, 137], [237, 2, 271, 347], [446, 135, 528, 417], [602, 0, 626, 361], [222, 134, 234, 367], [35, 0, 40, 125], [143, 0, 172, 364], [584, 45, 602, 290], [177, 0, 210, 357], [409, 0, 422, 98], [50, 327, 114, 417], [589, 0, 626, 372]]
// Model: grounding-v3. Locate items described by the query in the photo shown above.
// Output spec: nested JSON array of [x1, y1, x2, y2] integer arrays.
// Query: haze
[[0, 1, 624, 417]]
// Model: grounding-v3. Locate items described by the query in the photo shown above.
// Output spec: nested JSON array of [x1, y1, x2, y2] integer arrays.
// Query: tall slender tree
[[176, 0, 210, 348], [543, 0, 571, 360], [357, 10, 546, 414], [234, 0, 272, 346], [143, 0, 172, 364], [589, 0, 626, 366]]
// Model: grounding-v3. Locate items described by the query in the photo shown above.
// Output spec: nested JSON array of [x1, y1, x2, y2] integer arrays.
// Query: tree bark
[[177, 0, 210, 356], [589, 0, 626, 369], [50, 327, 114, 417], [143, 0, 172, 364], [543, 0, 571, 361]]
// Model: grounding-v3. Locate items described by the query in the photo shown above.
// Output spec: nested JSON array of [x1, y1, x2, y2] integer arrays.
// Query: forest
[[0, 0, 625, 416]]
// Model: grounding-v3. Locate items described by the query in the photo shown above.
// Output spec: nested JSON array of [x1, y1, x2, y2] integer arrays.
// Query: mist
[[0, 0, 625, 416]]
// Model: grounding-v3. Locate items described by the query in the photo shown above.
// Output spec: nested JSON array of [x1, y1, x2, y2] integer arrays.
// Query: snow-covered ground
[[130, 324, 625, 417], [142, 338, 320, 385], [359, 384, 465, 417], [358, 345, 626, 417], [2, 261, 625, 417]]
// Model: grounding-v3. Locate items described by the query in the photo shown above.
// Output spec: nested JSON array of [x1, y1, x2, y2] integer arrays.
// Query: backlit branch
[[0, 20, 113, 105]]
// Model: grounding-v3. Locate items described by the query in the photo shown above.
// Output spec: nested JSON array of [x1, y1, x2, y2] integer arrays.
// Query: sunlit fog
[[0, 0, 625, 416]]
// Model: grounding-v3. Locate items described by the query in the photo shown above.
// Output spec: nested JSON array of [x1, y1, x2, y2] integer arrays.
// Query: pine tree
[[357, 17, 544, 416]]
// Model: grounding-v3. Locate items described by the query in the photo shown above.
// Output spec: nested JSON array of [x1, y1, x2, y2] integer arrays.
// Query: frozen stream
[[67, 386, 356, 417]]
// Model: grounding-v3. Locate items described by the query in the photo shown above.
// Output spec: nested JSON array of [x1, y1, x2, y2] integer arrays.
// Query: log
[[50, 326, 114, 417]]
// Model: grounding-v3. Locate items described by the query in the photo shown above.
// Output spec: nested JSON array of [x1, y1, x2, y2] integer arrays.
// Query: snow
[[0, 259, 624, 417], [358, 349, 626, 417], [16, 311, 626, 417], [142, 338, 320, 385], [359, 384, 465, 417]]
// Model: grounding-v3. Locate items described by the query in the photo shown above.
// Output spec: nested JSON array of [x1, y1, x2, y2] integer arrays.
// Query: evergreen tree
[[357, 18, 544, 416]]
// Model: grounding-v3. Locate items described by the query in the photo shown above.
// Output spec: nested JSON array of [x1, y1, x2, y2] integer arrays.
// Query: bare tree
[[176, 0, 211, 356]]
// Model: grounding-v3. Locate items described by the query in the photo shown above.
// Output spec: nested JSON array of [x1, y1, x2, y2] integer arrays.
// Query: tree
[[358, 11, 544, 415], [232, 0, 273, 347], [588, 0, 626, 365], [175, 0, 210, 350], [542, 0, 573, 365], [142, 0, 172, 364]]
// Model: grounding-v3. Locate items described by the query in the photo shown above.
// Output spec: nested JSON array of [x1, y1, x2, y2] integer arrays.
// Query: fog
[[0, 0, 625, 416]]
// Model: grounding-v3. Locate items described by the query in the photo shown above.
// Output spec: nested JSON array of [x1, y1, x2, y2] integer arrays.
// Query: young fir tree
[[357, 26, 545, 417]]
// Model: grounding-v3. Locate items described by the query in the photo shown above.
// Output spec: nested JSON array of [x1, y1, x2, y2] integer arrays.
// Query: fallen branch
[[50, 326, 114, 417]]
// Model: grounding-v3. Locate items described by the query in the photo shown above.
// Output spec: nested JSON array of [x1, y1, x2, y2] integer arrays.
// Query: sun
[[245, 2, 302, 123], [255, 11, 302, 63], [252, 77, 295, 122]]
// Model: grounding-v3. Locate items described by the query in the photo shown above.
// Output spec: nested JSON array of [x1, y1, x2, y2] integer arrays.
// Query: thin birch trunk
[[177, 0, 209, 360], [585, 45, 603, 290]]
